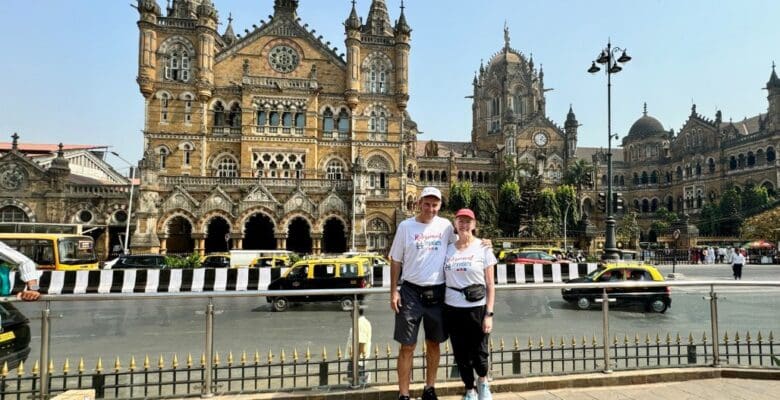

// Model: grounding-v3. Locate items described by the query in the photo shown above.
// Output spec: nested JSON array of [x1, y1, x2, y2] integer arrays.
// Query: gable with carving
[[319, 192, 348, 216], [162, 186, 199, 214], [200, 186, 235, 215], [284, 190, 316, 216]]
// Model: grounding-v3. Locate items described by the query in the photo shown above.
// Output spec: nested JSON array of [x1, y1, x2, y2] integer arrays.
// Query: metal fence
[[1, 281, 779, 400]]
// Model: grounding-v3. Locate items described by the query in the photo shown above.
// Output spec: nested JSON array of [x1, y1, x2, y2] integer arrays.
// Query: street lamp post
[[588, 41, 631, 261], [111, 152, 136, 255]]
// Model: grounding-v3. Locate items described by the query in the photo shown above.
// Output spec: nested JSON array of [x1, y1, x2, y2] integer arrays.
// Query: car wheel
[[340, 297, 355, 312], [272, 297, 289, 312], [648, 298, 668, 313], [576, 297, 591, 310]]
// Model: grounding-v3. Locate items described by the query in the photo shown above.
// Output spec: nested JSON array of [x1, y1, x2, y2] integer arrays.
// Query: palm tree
[[564, 159, 594, 214]]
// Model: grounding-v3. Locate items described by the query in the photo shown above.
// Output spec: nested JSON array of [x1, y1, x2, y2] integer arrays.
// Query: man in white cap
[[388, 186, 453, 400]]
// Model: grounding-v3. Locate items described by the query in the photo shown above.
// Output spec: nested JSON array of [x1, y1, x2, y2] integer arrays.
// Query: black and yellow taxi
[[202, 253, 230, 268], [562, 262, 671, 313], [0, 301, 31, 369], [267, 257, 371, 312], [250, 254, 292, 268], [343, 252, 389, 268]]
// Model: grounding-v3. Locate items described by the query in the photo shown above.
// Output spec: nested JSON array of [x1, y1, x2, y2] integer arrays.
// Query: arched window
[[442, 171, 448, 182], [181, 143, 193, 166], [768, 147, 776, 163], [257, 110, 267, 127], [216, 156, 238, 178], [322, 108, 334, 136], [160, 92, 170, 122], [642, 199, 649, 213], [695, 162, 702, 176], [677, 196, 684, 212], [666, 197, 673, 211], [696, 193, 703, 208], [337, 109, 350, 135], [367, 218, 390, 251], [295, 113, 305, 129], [367, 58, 390, 94], [747, 152, 756, 167], [164, 44, 191, 82], [419, 171, 426, 181], [227, 103, 241, 128], [729, 156, 737, 170], [676, 166, 683, 180], [737, 154, 745, 169], [183, 94, 193, 124], [369, 111, 377, 132], [326, 160, 344, 180], [641, 171, 649, 184], [158, 148, 169, 169], [513, 94, 524, 117], [282, 112, 293, 128], [213, 101, 226, 127], [0, 205, 29, 222], [650, 171, 658, 184], [708, 158, 715, 173], [367, 155, 390, 192], [651, 199, 658, 212]]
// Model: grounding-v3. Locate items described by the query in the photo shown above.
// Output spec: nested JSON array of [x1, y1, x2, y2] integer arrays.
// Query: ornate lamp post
[[588, 41, 631, 261]]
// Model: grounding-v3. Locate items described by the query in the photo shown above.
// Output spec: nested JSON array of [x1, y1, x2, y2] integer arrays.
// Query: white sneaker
[[462, 389, 478, 400], [477, 381, 492, 400]]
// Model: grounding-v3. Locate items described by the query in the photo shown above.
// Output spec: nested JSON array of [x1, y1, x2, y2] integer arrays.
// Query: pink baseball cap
[[455, 208, 475, 220]]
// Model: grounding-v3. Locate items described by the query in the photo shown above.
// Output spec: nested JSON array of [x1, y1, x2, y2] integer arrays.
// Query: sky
[[1, 0, 779, 174]]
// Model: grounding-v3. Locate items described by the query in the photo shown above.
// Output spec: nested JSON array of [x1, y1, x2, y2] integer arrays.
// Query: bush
[[165, 252, 202, 269]]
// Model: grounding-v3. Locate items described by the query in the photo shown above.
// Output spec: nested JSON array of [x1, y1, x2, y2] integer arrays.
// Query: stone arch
[[66, 202, 103, 225], [365, 151, 396, 172], [242, 209, 277, 250], [208, 97, 229, 110], [197, 210, 234, 234], [321, 213, 350, 254], [279, 211, 316, 234], [207, 149, 240, 169], [158, 35, 195, 56], [203, 213, 232, 253], [163, 214, 195, 254], [157, 209, 197, 233], [284, 214, 313, 254], [154, 89, 174, 100], [0, 200, 35, 222], [318, 154, 350, 172]]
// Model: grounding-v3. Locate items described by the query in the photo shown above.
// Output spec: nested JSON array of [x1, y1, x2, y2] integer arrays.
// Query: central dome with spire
[[628, 104, 665, 138]]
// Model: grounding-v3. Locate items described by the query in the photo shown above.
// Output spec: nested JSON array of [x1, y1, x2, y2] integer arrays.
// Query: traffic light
[[613, 192, 624, 213], [597, 192, 606, 212]]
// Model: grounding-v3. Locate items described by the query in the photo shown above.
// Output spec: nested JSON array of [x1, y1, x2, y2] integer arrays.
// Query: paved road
[[14, 263, 780, 369]]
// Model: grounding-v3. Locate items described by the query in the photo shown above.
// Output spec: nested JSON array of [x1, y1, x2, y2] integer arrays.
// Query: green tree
[[531, 216, 557, 239], [497, 181, 521, 235], [740, 184, 770, 216], [555, 185, 579, 235], [536, 188, 560, 221], [616, 211, 640, 248], [718, 188, 742, 236], [650, 208, 679, 237], [448, 181, 473, 212], [564, 159, 594, 194], [470, 188, 497, 227], [698, 203, 720, 236]]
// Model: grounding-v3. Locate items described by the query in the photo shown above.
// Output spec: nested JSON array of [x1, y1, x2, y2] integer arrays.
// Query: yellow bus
[[0, 233, 99, 271]]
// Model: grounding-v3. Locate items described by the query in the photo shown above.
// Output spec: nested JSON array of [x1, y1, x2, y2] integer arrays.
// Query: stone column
[[159, 235, 168, 255], [192, 234, 206, 257], [275, 233, 287, 250], [230, 233, 243, 250], [311, 233, 323, 255]]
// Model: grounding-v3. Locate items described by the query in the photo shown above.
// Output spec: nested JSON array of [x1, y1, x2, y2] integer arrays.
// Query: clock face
[[0, 164, 25, 191], [533, 132, 548, 147]]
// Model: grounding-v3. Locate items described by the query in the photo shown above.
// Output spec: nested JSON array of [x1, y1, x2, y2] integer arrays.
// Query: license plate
[[0, 331, 15, 343]]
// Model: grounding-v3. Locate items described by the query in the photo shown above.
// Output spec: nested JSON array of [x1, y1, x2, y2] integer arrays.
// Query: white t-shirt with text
[[444, 239, 497, 308], [389, 216, 455, 286]]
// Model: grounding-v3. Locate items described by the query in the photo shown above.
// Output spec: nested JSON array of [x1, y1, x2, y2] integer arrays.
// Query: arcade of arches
[[158, 212, 372, 256]]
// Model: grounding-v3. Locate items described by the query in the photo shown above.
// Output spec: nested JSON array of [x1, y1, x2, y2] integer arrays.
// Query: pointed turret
[[565, 105, 577, 128], [222, 13, 237, 45], [168, 0, 194, 19], [767, 62, 780, 132], [196, 0, 217, 26], [767, 62, 780, 89], [137, 0, 161, 18], [273, 0, 298, 19], [565, 105, 579, 159], [363, 0, 393, 36], [395, 0, 411, 35], [47, 143, 71, 180], [345, 1, 361, 31]]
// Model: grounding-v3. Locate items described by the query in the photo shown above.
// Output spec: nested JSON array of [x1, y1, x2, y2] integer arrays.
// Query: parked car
[[561, 263, 671, 313], [267, 257, 371, 312], [202, 254, 230, 268], [108, 254, 168, 269], [0, 301, 31, 369], [343, 252, 389, 268], [250, 255, 292, 268], [506, 251, 571, 265]]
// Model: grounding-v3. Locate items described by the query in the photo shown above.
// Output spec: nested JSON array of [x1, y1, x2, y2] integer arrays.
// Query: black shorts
[[393, 284, 448, 345]]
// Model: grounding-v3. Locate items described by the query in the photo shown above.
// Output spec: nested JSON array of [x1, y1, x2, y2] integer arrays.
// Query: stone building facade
[[131, 0, 780, 255], [0, 134, 134, 258]]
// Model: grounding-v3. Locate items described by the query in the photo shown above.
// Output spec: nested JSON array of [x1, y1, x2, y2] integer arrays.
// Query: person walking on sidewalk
[[731, 248, 746, 280], [444, 209, 496, 400]]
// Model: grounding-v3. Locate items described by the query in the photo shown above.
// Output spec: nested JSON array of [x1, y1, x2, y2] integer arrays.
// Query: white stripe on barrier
[[191, 269, 205, 292], [168, 269, 182, 292], [552, 264, 562, 283], [533, 264, 544, 283], [145, 269, 159, 293], [48, 271, 65, 294], [214, 269, 227, 291], [586, 263, 598, 274], [515, 264, 525, 283], [259, 268, 271, 290], [73, 271, 90, 294], [236, 268, 248, 291], [382, 266, 391, 288], [97, 270, 113, 294], [568, 263, 579, 279], [121, 269, 136, 293], [496, 264, 507, 285]]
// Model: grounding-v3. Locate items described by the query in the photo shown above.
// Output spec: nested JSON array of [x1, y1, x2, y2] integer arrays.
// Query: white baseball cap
[[419, 186, 442, 200]]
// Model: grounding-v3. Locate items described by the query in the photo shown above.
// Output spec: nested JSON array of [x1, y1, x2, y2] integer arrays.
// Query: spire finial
[[503, 21, 510, 49], [228, 12, 233, 25], [773, 61, 776, 71], [643, 102, 647, 116], [11, 132, 19, 150], [57, 143, 64, 157], [400, 0, 405, 12]]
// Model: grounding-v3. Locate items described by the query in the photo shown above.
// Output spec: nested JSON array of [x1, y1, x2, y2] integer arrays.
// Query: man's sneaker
[[422, 386, 438, 400], [462, 389, 478, 400], [477, 381, 492, 400]]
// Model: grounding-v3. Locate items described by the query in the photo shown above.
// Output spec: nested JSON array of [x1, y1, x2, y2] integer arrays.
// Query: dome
[[627, 114, 665, 138]]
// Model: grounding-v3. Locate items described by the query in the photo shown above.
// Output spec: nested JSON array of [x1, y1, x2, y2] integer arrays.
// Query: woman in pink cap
[[443, 208, 496, 400]]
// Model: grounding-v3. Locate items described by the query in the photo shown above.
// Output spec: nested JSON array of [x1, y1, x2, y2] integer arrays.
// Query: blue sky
[[1, 0, 778, 174]]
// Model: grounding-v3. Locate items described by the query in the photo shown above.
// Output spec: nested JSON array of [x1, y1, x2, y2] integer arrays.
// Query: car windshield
[[57, 237, 97, 265], [585, 266, 607, 280]]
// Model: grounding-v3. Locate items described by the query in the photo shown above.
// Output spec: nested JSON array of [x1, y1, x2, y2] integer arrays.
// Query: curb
[[194, 367, 780, 400]]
